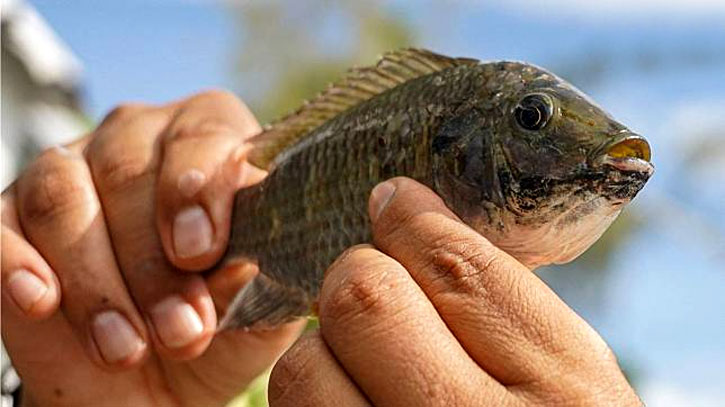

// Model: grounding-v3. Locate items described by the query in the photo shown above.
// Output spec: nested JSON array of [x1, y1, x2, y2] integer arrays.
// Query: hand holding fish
[[2, 49, 651, 406], [1, 91, 304, 406], [269, 177, 642, 406]]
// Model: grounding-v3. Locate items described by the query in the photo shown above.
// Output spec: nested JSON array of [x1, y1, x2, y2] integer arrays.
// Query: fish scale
[[218, 49, 653, 330], [224, 79, 446, 327]]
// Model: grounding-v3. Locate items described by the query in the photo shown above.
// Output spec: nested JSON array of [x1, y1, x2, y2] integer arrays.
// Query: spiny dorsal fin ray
[[248, 48, 479, 169]]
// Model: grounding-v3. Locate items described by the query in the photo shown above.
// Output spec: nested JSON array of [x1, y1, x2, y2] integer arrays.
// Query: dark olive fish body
[[219, 50, 653, 329], [225, 64, 466, 326]]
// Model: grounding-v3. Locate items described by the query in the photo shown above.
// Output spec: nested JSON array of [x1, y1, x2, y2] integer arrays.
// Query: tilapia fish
[[219, 48, 653, 330]]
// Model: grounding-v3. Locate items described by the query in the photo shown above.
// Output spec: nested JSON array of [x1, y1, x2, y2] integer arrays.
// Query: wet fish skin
[[219, 50, 653, 329]]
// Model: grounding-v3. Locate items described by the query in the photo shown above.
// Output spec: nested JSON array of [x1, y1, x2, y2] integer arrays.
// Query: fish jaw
[[475, 195, 622, 269], [487, 157, 650, 269], [593, 132, 655, 201]]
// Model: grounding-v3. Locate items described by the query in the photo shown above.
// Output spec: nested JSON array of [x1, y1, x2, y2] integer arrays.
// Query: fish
[[218, 48, 654, 330]]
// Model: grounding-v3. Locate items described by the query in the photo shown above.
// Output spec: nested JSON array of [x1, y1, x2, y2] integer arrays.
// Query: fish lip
[[593, 132, 654, 175], [598, 155, 655, 175]]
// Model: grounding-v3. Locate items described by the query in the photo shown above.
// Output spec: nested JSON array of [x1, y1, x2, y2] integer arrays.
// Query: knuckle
[[125, 250, 167, 283], [326, 244, 373, 274], [192, 89, 240, 105], [169, 119, 236, 143], [422, 380, 465, 406], [268, 334, 323, 403], [426, 235, 500, 295], [322, 250, 399, 325], [523, 316, 568, 355], [86, 104, 163, 193], [99, 103, 150, 127], [598, 343, 621, 367], [561, 321, 620, 369], [90, 150, 153, 193], [343, 271, 385, 314], [422, 236, 526, 326], [19, 149, 94, 224]]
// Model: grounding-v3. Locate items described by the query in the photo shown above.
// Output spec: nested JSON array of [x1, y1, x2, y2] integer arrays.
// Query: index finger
[[318, 245, 509, 406], [156, 90, 267, 271], [368, 178, 626, 390]]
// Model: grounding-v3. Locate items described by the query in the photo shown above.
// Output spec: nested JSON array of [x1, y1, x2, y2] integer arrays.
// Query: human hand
[[269, 177, 641, 406], [1, 91, 304, 407]]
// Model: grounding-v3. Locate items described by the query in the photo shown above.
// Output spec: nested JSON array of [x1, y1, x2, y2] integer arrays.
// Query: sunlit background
[[2, 0, 724, 406]]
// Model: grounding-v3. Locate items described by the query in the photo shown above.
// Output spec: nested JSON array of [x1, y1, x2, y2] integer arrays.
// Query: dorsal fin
[[248, 48, 479, 169]]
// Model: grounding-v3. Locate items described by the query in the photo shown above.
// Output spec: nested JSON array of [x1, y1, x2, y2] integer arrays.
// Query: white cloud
[[449, 0, 725, 21], [142, 0, 725, 19], [640, 381, 724, 407]]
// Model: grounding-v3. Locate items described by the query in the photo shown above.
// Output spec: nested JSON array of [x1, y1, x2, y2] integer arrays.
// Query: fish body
[[220, 49, 653, 330]]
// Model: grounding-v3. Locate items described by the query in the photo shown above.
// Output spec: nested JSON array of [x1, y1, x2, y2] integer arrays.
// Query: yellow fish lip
[[595, 132, 654, 175], [606, 133, 651, 162]]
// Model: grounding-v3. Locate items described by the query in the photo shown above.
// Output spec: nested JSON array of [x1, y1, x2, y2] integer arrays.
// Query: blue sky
[[29, 0, 236, 118], [27, 1, 725, 405]]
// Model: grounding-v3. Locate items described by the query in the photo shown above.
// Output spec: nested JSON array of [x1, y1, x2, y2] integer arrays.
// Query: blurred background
[[2, 0, 724, 405]]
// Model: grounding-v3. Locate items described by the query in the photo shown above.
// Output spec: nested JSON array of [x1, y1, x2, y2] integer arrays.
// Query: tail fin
[[218, 272, 309, 331]]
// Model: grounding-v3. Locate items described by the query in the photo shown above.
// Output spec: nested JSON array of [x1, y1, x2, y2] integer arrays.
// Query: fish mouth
[[594, 132, 654, 175]]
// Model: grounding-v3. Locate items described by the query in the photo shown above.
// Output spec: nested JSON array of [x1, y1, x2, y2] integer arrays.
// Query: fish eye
[[514, 93, 554, 131]]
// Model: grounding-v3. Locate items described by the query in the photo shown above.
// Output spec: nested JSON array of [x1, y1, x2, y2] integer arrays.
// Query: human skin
[[2, 91, 640, 406], [1, 91, 305, 407], [268, 178, 642, 406]]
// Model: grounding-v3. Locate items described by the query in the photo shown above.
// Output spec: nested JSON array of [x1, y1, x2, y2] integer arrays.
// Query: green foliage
[[230, 0, 415, 123], [227, 371, 270, 407]]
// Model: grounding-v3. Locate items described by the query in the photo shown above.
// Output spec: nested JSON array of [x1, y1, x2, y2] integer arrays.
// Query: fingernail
[[369, 181, 397, 222], [6, 269, 48, 312], [173, 205, 213, 258], [150, 296, 204, 348], [92, 311, 145, 364]]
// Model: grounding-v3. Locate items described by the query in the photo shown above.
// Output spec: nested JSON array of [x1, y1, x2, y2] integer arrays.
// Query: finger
[[368, 178, 628, 391], [1, 226, 60, 319], [1, 187, 60, 319], [319, 245, 511, 407], [268, 332, 369, 407], [15, 146, 149, 368], [156, 90, 266, 271], [86, 103, 216, 360], [168, 260, 306, 401]]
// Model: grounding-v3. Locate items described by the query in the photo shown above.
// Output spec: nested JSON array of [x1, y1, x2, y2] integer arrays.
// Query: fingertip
[[147, 279, 217, 361], [323, 244, 376, 280], [369, 181, 397, 223], [206, 260, 259, 314], [88, 309, 149, 370], [318, 245, 403, 325], [157, 97, 263, 272], [2, 228, 62, 320], [158, 160, 242, 272], [368, 177, 460, 230], [4, 267, 60, 320], [172, 205, 216, 262], [159, 192, 229, 273]]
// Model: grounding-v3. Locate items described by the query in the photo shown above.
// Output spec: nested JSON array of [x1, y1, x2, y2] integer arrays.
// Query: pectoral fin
[[218, 273, 309, 331]]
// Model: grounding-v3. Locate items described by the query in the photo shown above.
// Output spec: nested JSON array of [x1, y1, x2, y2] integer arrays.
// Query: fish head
[[432, 62, 654, 269], [496, 65, 654, 203]]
